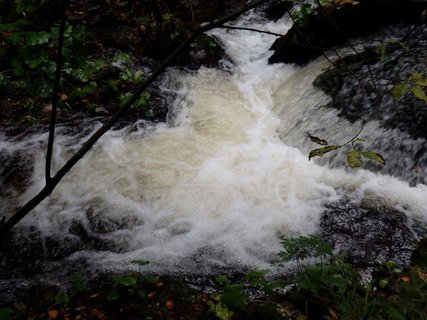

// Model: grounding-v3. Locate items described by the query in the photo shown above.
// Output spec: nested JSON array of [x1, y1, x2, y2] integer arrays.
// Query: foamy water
[[1, 11, 427, 275]]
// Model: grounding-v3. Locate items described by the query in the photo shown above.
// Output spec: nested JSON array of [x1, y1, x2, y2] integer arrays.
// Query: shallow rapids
[[1, 11, 427, 277]]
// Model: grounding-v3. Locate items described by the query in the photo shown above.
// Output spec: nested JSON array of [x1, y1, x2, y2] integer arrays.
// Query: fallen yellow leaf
[[48, 309, 59, 319]]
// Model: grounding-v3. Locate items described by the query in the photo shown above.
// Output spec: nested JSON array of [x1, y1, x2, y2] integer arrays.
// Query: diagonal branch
[[0, 0, 276, 237]]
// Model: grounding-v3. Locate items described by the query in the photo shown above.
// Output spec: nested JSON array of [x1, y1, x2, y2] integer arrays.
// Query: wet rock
[[69, 220, 128, 252], [312, 23, 427, 184], [411, 238, 427, 269], [269, 0, 426, 65], [0, 150, 34, 215], [100, 25, 142, 52], [86, 207, 140, 233], [320, 200, 425, 267], [264, 1, 294, 21], [174, 0, 248, 23]]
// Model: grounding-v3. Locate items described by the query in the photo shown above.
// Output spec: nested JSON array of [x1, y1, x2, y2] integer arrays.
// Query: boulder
[[320, 199, 425, 267], [269, 0, 426, 65]]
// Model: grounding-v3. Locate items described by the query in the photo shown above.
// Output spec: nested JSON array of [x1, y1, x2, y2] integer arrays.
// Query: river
[[1, 9, 426, 291]]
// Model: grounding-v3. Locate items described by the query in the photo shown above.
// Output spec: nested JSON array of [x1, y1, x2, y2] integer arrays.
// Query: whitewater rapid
[[1, 10, 427, 275]]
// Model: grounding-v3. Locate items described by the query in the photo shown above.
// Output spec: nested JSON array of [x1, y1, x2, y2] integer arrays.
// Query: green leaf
[[215, 275, 231, 286], [11, 60, 24, 76], [220, 285, 248, 311], [245, 269, 269, 286], [0, 307, 15, 320], [211, 302, 234, 320], [347, 150, 363, 168], [131, 259, 150, 266], [113, 275, 137, 287], [360, 151, 386, 165], [415, 78, 427, 87], [354, 137, 366, 142], [392, 83, 409, 100], [138, 289, 147, 299], [55, 293, 69, 305], [412, 85, 427, 104], [26, 31, 50, 45], [279, 235, 333, 262], [307, 133, 328, 146], [409, 72, 423, 82], [6, 32, 22, 44], [308, 145, 340, 160], [376, 44, 386, 61], [69, 274, 88, 292], [107, 289, 120, 301]]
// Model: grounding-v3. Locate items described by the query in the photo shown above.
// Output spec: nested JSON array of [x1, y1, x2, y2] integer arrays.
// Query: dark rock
[[411, 238, 427, 270], [86, 206, 141, 233], [245, 303, 283, 320], [320, 200, 426, 267], [0, 149, 34, 216], [264, 0, 294, 21], [269, 0, 426, 65], [313, 23, 427, 184], [99, 25, 142, 52], [175, 0, 248, 23]]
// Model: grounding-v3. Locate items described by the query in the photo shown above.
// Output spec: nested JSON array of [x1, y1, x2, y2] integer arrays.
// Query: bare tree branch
[[0, 0, 276, 237], [46, 0, 67, 183]]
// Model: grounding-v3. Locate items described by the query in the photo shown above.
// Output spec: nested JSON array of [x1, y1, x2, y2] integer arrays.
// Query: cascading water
[[1, 10, 427, 289]]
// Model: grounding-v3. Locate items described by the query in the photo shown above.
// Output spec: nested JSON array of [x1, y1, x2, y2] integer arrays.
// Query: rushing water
[[1, 11, 427, 283]]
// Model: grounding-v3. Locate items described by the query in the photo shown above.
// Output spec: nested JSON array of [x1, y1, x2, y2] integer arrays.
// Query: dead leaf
[[166, 300, 174, 310], [48, 309, 59, 319]]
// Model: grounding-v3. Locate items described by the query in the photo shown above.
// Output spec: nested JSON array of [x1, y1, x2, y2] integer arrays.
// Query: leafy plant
[[69, 274, 88, 292], [279, 234, 333, 265], [0, 307, 15, 320], [291, 0, 357, 26], [307, 131, 386, 168], [209, 275, 249, 320], [392, 72, 427, 104]]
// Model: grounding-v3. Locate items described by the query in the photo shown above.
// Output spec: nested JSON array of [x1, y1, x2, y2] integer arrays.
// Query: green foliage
[[279, 235, 333, 263], [119, 91, 151, 109], [360, 150, 386, 165], [347, 149, 363, 168], [215, 275, 232, 286], [307, 131, 385, 169], [245, 269, 285, 295], [0, 307, 15, 320], [54, 292, 70, 305], [0, 3, 153, 121], [210, 275, 248, 319], [107, 272, 157, 302], [112, 275, 138, 287], [245, 269, 269, 286], [0, 11, 90, 100], [69, 274, 88, 292], [220, 285, 248, 311], [308, 145, 340, 160], [209, 298, 235, 320], [292, 0, 357, 25], [279, 235, 427, 319], [392, 72, 427, 104]]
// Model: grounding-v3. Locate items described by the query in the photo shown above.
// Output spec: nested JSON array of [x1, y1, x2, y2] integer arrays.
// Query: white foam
[[1, 11, 427, 274]]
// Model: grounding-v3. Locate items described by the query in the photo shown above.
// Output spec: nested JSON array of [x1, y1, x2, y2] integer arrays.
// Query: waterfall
[[1, 10, 426, 279]]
